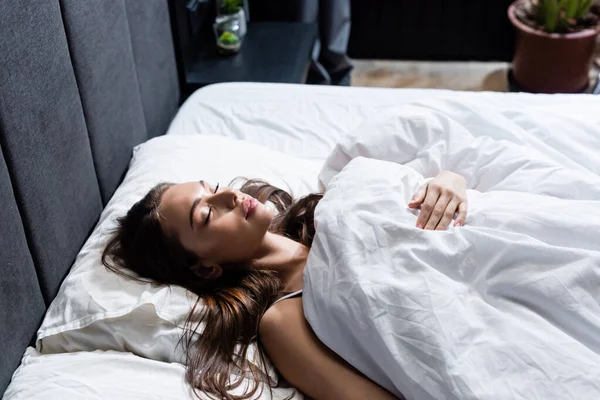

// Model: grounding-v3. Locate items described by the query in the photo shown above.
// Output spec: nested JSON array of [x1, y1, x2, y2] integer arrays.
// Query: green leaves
[[219, 31, 240, 45], [544, 0, 560, 32], [561, 0, 578, 18], [576, 0, 595, 17], [535, 0, 595, 33], [220, 0, 242, 15]]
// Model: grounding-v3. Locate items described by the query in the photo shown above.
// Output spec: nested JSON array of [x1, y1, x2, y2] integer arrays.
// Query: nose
[[207, 187, 237, 209]]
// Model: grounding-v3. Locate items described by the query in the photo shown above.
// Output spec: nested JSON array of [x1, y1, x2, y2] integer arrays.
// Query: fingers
[[454, 201, 468, 227], [414, 181, 468, 230], [435, 199, 460, 230], [408, 184, 427, 209], [416, 185, 440, 229], [424, 193, 451, 230]]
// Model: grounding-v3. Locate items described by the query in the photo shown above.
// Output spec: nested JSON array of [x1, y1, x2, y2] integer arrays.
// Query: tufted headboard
[[0, 0, 180, 393]]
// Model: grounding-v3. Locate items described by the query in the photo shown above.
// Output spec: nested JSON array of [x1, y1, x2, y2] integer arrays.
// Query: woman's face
[[158, 181, 274, 266]]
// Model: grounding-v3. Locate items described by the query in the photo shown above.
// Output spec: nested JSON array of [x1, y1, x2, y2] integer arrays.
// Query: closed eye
[[204, 182, 220, 225]]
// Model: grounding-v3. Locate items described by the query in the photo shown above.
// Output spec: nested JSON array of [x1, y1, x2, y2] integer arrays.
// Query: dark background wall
[[250, 0, 516, 61], [347, 0, 516, 61]]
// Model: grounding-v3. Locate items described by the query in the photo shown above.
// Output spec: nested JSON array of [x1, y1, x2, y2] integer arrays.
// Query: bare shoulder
[[258, 297, 398, 400], [259, 296, 303, 337]]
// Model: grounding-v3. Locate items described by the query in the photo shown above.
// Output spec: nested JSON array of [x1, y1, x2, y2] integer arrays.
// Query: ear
[[192, 261, 222, 280]]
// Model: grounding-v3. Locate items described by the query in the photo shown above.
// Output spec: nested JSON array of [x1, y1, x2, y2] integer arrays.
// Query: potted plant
[[508, 0, 600, 93], [213, 0, 247, 55]]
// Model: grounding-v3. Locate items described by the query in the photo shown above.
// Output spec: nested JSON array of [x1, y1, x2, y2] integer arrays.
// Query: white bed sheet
[[4, 348, 298, 400], [168, 83, 600, 173]]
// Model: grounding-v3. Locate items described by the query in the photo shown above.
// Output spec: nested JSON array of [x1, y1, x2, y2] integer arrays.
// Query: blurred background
[[176, 0, 600, 93]]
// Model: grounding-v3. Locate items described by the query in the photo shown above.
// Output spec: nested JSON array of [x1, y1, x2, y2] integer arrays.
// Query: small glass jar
[[213, 13, 243, 55]]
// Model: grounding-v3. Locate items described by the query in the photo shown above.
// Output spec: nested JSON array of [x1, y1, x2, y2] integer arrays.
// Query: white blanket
[[303, 104, 600, 400]]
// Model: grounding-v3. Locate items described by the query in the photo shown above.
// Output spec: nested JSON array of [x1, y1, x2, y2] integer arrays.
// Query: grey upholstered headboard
[[0, 0, 180, 393]]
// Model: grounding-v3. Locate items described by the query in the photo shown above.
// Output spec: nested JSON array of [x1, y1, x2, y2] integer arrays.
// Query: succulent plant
[[218, 31, 240, 46], [220, 0, 242, 15], [530, 0, 598, 32]]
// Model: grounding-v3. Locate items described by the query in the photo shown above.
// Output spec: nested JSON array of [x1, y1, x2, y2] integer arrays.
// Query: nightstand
[[180, 22, 317, 99]]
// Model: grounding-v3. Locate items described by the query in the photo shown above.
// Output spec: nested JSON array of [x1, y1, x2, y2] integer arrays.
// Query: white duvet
[[303, 104, 600, 400]]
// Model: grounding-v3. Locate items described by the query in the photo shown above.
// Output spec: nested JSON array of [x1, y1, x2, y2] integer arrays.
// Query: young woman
[[102, 170, 467, 400]]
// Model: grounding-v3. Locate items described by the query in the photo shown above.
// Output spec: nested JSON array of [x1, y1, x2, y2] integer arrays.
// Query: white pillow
[[4, 348, 301, 400], [36, 135, 323, 382]]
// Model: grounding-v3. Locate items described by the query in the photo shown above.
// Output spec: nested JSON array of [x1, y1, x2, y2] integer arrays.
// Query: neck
[[252, 232, 308, 293]]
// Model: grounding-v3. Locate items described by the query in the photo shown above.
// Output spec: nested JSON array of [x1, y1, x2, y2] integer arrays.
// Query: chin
[[252, 202, 275, 229], [259, 202, 276, 222]]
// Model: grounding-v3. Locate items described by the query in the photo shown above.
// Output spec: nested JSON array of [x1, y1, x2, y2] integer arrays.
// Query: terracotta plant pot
[[508, 0, 599, 93]]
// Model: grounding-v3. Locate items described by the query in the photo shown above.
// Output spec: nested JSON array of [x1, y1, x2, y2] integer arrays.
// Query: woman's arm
[[259, 297, 399, 400]]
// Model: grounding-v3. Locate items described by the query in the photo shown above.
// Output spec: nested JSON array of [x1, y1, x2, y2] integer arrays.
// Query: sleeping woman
[[102, 105, 600, 400], [102, 169, 467, 400]]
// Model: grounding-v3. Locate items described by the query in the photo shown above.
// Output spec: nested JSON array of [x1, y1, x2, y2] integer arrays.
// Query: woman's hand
[[408, 171, 468, 230]]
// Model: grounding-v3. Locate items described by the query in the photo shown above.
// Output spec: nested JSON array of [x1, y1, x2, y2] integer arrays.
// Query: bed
[[2, 1, 600, 399]]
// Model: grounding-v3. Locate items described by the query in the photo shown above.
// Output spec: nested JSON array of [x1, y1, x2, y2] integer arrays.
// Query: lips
[[243, 196, 258, 219]]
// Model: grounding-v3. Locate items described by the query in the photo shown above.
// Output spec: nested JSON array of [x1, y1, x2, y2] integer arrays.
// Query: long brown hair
[[102, 179, 322, 399]]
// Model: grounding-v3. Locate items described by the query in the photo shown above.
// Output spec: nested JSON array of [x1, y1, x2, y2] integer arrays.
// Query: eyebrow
[[189, 181, 206, 229]]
